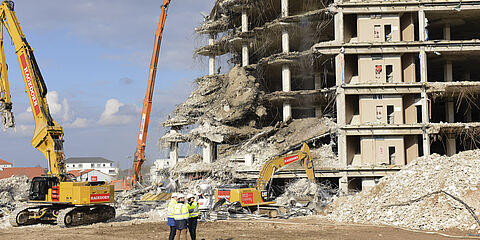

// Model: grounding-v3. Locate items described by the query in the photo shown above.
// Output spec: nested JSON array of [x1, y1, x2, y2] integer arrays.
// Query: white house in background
[[67, 169, 115, 182], [65, 157, 119, 176], [0, 159, 13, 170]]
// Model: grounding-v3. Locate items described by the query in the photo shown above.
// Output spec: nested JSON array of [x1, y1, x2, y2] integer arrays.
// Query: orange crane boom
[[133, 0, 171, 185]]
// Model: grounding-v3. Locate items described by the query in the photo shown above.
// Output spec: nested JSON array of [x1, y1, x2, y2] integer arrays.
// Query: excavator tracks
[[9, 204, 115, 227], [57, 205, 116, 227], [9, 206, 36, 227]]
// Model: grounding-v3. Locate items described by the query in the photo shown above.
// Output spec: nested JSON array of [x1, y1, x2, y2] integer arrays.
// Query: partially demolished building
[[162, 0, 480, 193]]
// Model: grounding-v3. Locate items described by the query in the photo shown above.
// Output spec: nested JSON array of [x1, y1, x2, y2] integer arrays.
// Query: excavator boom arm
[[133, 0, 171, 184], [0, 1, 66, 180], [256, 143, 314, 191]]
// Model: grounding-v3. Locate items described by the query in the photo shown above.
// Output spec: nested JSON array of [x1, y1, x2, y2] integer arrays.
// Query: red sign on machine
[[19, 54, 40, 115], [90, 193, 110, 202], [241, 192, 254, 204], [217, 191, 231, 201], [284, 155, 299, 165]]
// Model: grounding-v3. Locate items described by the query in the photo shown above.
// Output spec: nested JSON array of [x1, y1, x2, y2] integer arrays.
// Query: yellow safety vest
[[167, 199, 177, 218], [173, 202, 189, 220], [188, 201, 199, 218]]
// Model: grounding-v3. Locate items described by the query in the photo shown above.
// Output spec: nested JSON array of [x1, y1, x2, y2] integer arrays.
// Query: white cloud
[[65, 118, 89, 128], [98, 99, 137, 126], [46, 91, 62, 115], [63, 98, 72, 122], [46, 91, 74, 123]]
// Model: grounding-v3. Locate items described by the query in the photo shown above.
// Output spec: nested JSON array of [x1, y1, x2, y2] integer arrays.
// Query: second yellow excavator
[[0, 1, 115, 227], [215, 143, 315, 208]]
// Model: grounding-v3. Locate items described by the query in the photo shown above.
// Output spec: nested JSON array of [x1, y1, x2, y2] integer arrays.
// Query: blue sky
[[0, 0, 215, 169]]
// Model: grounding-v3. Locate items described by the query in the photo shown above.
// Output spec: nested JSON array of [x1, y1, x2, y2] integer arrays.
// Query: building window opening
[[386, 65, 393, 82], [416, 105, 422, 123], [374, 24, 381, 39], [385, 25, 392, 41], [387, 105, 394, 124], [388, 146, 396, 165]]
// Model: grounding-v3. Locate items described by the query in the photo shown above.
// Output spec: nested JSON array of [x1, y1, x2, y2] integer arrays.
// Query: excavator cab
[[29, 176, 58, 201]]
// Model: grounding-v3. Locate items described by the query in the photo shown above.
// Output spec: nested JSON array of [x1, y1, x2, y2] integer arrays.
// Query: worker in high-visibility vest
[[187, 193, 199, 240], [173, 193, 189, 240], [167, 193, 178, 240]]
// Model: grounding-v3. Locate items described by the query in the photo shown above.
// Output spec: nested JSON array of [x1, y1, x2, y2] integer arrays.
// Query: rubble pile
[[324, 150, 480, 231], [277, 179, 338, 208], [0, 176, 29, 227], [115, 186, 169, 222], [170, 66, 262, 128]]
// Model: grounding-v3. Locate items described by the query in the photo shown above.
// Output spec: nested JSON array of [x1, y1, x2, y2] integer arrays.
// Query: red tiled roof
[[67, 169, 97, 178], [67, 170, 82, 177], [0, 167, 45, 179], [0, 159, 12, 165]]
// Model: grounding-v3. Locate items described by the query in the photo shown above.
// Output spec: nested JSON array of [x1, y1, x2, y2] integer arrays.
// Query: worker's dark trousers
[[188, 217, 198, 240], [169, 226, 176, 240]]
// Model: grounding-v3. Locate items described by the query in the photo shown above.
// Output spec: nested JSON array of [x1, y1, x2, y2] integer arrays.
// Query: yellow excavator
[[0, 1, 115, 227], [215, 143, 315, 208]]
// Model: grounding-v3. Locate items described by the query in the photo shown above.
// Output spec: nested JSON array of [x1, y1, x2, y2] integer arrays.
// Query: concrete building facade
[[163, 0, 480, 193]]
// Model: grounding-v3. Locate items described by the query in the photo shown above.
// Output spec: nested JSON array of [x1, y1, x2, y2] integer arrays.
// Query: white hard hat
[[177, 193, 185, 198], [171, 193, 178, 198], [187, 194, 195, 199]]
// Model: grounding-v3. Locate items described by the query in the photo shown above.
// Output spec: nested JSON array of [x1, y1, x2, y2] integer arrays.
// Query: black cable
[[384, 190, 480, 229]]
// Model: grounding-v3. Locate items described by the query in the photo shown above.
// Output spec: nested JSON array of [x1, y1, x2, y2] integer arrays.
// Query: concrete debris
[[0, 176, 29, 228], [172, 66, 261, 128], [277, 179, 338, 210], [114, 186, 170, 222], [324, 150, 480, 231]]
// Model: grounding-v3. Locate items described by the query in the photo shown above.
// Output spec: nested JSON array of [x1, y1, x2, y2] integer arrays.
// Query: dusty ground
[[0, 217, 478, 240]]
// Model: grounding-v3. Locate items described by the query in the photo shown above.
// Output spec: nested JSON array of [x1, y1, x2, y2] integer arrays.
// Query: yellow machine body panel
[[216, 187, 275, 207], [30, 182, 114, 205]]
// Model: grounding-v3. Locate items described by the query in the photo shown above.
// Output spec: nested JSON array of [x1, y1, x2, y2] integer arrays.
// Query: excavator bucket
[[0, 106, 14, 130]]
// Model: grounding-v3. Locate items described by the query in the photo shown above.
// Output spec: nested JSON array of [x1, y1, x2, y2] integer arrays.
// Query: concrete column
[[283, 103, 292, 121], [282, 63, 291, 121], [282, 65, 291, 92], [418, 9, 426, 41], [314, 72, 323, 90], [280, 0, 290, 123], [209, 35, 215, 75], [314, 73, 323, 118], [241, 10, 248, 32], [336, 87, 346, 126], [419, 48, 430, 156], [337, 130, 347, 167], [443, 24, 451, 40], [281, 0, 288, 18], [335, 53, 345, 86], [242, 44, 249, 67], [444, 60, 456, 156], [241, 9, 249, 67], [334, 12, 344, 43], [169, 142, 178, 167], [421, 91, 431, 156], [282, 30, 289, 53], [339, 174, 348, 195], [419, 49, 428, 83], [203, 142, 216, 164]]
